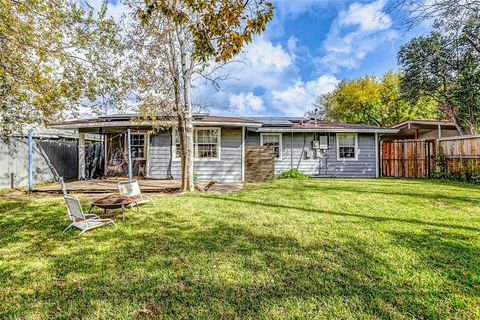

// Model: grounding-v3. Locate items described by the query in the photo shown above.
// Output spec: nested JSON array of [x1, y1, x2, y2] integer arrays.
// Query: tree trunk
[[177, 25, 194, 192], [168, 32, 188, 191]]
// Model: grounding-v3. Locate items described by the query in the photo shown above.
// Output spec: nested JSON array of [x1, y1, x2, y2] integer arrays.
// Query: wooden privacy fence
[[245, 146, 275, 182], [437, 135, 480, 176], [381, 140, 436, 178], [38, 140, 79, 180]]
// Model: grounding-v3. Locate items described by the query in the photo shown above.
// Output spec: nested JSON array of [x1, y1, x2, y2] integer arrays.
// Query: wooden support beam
[[78, 133, 86, 180]]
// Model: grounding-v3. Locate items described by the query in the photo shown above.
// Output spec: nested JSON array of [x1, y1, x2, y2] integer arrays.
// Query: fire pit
[[88, 194, 138, 221]]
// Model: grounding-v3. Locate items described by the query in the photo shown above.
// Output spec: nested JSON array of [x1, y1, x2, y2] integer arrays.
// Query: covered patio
[[34, 179, 215, 194]]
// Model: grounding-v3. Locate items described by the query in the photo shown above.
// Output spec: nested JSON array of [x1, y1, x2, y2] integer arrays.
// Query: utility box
[[312, 136, 329, 150]]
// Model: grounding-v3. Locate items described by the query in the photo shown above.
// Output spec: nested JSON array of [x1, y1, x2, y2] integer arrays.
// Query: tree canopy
[[308, 71, 439, 127], [398, 14, 480, 134], [132, 0, 274, 191], [0, 0, 120, 134]]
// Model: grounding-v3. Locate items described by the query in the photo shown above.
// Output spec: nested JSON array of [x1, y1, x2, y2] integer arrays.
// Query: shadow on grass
[[2, 185, 480, 319], [199, 195, 480, 233], [253, 183, 480, 207], [4, 218, 478, 319]]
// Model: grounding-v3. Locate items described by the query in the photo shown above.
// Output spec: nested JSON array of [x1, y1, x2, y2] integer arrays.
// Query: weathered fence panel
[[0, 138, 79, 188], [437, 135, 480, 176], [381, 140, 436, 178], [245, 146, 275, 182], [38, 140, 79, 180]]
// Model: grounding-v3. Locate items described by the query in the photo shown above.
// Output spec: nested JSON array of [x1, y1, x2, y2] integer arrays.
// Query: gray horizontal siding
[[147, 128, 242, 183], [247, 131, 377, 178]]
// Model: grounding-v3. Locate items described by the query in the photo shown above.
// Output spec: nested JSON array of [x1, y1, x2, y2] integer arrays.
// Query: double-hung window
[[260, 133, 282, 159], [195, 128, 220, 159], [174, 128, 221, 160], [130, 134, 146, 160], [337, 133, 357, 160]]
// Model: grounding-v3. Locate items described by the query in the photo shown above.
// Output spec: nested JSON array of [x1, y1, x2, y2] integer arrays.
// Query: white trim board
[[260, 132, 283, 160], [172, 127, 222, 161], [336, 133, 358, 161]]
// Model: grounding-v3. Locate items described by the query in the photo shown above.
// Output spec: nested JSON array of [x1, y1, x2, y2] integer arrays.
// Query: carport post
[[28, 129, 33, 192], [127, 129, 133, 181]]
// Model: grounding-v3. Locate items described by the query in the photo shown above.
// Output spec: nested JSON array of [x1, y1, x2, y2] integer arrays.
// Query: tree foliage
[[308, 71, 439, 127], [138, 0, 274, 63], [0, 0, 120, 134], [134, 0, 274, 192], [389, 0, 480, 54], [398, 14, 480, 134]]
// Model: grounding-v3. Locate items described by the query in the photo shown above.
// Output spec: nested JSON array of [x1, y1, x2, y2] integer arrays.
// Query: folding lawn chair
[[63, 195, 117, 235], [118, 179, 155, 207]]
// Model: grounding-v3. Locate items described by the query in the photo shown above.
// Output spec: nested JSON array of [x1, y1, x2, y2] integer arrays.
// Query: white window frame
[[260, 133, 282, 160], [172, 127, 221, 161], [336, 133, 358, 161], [128, 132, 147, 160]]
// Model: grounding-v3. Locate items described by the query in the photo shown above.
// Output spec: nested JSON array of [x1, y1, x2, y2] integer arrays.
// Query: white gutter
[[255, 128, 399, 134], [50, 120, 262, 130]]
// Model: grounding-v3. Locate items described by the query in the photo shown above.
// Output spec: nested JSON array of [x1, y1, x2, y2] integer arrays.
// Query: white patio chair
[[118, 179, 155, 207], [63, 195, 117, 235]]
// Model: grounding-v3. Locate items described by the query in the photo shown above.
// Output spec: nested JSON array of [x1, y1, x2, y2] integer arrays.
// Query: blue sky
[[195, 0, 430, 117], [100, 0, 429, 117]]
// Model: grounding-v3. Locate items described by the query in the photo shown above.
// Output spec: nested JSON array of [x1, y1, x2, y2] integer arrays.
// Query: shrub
[[277, 168, 309, 179]]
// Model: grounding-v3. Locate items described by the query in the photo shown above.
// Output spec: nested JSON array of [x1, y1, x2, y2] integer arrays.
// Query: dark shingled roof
[[290, 119, 383, 129]]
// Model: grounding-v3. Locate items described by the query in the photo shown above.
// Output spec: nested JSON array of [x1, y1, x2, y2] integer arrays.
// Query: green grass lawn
[[1, 178, 480, 319]]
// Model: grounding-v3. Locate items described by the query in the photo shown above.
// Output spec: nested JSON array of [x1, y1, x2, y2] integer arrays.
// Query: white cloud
[[244, 39, 292, 72], [229, 92, 265, 112], [338, 0, 391, 31], [270, 75, 339, 116], [317, 0, 397, 73]]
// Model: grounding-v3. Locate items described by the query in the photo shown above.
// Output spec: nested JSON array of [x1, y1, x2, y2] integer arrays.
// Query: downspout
[[241, 127, 245, 182], [28, 129, 33, 192], [290, 132, 293, 169], [375, 133, 379, 178], [296, 132, 306, 170]]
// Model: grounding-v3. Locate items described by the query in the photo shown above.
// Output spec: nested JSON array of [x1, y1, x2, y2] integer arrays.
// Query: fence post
[[28, 129, 33, 192]]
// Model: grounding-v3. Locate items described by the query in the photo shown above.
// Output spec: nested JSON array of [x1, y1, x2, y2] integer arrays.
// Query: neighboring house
[[381, 120, 461, 141], [51, 114, 398, 183]]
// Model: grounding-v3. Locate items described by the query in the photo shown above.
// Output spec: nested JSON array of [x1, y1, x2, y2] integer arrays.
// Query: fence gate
[[381, 140, 436, 178], [38, 140, 79, 180], [245, 146, 275, 182]]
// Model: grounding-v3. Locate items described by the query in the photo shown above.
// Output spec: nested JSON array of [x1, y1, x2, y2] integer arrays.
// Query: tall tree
[[137, 0, 274, 192], [0, 0, 120, 134], [389, 0, 480, 53], [307, 71, 439, 127], [398, 16, 480, 134]]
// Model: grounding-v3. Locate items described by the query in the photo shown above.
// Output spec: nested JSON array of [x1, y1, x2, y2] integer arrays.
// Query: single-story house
[[51, 114, 399, 182], [381, 120, 460, 140]]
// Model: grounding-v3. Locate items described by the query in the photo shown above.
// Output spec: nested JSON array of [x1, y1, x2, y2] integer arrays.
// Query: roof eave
[[255, 128, 399, 134], [50, 120, 261, 130]]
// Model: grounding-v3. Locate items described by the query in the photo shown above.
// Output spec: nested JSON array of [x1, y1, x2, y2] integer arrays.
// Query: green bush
[[277, 168, 310, 179]]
